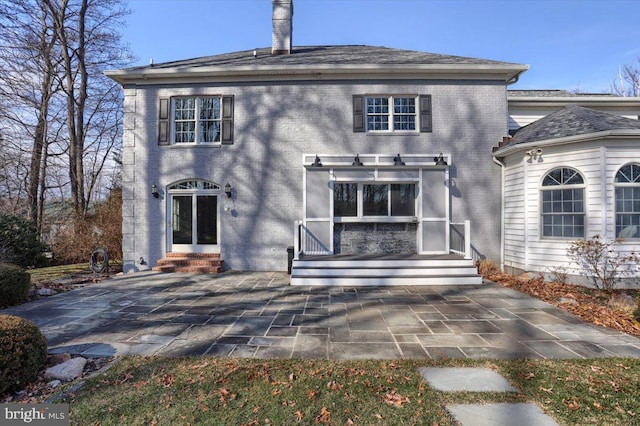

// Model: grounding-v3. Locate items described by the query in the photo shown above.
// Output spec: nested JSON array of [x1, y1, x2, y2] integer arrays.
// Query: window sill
[[334, 216, 418, 224], [169, 144, 222, 148], [366, 132, 420, 136]]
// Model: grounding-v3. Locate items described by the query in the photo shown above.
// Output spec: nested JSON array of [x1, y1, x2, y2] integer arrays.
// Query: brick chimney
[[272, 0, 293, 55]]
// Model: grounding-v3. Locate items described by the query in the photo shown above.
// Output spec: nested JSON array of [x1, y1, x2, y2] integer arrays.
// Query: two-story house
[[107, 0, 640, 285]]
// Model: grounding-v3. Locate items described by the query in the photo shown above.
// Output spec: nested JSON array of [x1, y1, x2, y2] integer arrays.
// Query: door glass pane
[[197, 196, 217, 245], [172, 196, 192, 244]]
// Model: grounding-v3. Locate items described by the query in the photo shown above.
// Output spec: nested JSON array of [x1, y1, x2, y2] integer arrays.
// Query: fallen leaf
[[564, 398, 580, 410], [294, 410, 303, 422], [307, 390, 318, 399], [315, 406, 331, 424], [593, 402, 603, 410], [539, 386, 553, 394], [272, 388, 282, 396], [327, 380, 343, 391], [524, 372, 535, 380], [161, 374, 174, 388], [375, 413, 383, 420], [345, 419, 354, 425], [383, 390, 410, 407]]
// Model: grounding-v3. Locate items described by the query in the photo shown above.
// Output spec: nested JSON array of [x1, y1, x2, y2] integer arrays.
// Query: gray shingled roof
[[123, 45, 521, 72], [508, 90, 616, 98], [509, 104, 640, 145]]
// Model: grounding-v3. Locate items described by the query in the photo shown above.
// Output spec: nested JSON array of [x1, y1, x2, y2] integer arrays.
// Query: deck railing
[[293, 220, 331, 260], [450, 220, 471, 259]]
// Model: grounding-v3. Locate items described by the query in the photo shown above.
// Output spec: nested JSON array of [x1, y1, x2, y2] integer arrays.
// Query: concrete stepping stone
[[447, 403, 559, 426], [419, 367, 518, 392]]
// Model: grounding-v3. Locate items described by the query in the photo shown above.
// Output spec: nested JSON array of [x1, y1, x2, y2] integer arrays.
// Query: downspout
[[491, 154, 506, 272]]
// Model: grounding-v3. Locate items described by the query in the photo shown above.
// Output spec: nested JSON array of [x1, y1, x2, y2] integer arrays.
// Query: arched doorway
[[167, 179, 221, 253]]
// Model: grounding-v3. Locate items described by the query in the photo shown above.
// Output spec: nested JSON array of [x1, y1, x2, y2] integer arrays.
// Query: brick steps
[[152, 253, 224, 274]]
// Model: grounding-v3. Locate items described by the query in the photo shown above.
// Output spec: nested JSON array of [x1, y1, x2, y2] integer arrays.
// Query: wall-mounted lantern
[[151, 183, 159, 198], [224, 182, 232, 198]]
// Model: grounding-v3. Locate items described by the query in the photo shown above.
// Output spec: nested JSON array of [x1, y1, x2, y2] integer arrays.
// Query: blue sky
[[123, 0, 640, 93]]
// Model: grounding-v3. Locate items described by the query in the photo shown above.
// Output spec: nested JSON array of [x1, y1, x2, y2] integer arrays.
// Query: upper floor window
[[541, 167, 585, 238], [353, 95, 431, 133], [174, 96, 221, 144], [157, 95, 234, 146], [615, 163, 640, 239], [366, 96, 416, 132]]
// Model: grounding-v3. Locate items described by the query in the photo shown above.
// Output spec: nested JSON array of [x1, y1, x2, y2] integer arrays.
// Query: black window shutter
[[419, 95, 432, 133], [221, 95, 234, 144], [353, 95, 365, 132], [158, 98, 169, 145]]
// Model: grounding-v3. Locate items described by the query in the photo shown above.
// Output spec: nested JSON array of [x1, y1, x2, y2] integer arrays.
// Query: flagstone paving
[[2, 270, 640, 359]]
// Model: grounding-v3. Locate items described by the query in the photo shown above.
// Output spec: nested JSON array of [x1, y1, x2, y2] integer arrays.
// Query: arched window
[[615, 163, 640, 239], [541, 167, 585, 238]]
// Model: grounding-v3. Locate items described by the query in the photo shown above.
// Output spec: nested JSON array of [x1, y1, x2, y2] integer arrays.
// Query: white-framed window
[[334, 183, 416, 218], [615, 163, 640, 239], [173, 96, 222, 144], [540, 167, 585, 238], [366, 96, 417, 132]]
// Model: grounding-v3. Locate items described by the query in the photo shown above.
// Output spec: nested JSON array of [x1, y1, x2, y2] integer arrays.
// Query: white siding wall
[[122, 80, 507, 272], [503, 140, 640, 275], [503, 156, 525, 272]]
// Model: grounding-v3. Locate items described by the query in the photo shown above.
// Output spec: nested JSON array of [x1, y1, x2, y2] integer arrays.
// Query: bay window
[[615, 163, 640, 239], [541, 167, 585, 238]]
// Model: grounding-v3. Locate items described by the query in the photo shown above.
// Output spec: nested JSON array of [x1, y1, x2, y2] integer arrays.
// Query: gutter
[[493, 129, 640, 158], [491, 154, 506, 272], [105, 63, 530, 86]]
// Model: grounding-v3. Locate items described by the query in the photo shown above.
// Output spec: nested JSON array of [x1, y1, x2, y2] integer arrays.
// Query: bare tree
[[43, 0, 131, 215], [612, 61, 640, 97], [0, 0, 131, 226], [0, 0, 64, 228]]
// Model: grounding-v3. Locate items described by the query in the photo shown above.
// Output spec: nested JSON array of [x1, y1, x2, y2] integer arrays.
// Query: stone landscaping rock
[[37, 288, 56, 296], [44, 357, 87, 381], [48, 380, 62, 389], [608, 293, 636, 310]]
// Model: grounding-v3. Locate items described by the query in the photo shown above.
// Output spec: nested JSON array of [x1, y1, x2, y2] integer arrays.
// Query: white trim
[[106, 63, 529, 85]]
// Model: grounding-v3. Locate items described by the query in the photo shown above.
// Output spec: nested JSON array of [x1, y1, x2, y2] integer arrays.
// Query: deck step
[[153, 253, 224, 274], [290, 256, 482, 286], [290, 275, 483, 286]]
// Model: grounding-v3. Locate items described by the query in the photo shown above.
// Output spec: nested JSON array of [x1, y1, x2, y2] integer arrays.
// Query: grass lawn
[[28, 263, 92, 283], [65, 357, 639, 426]]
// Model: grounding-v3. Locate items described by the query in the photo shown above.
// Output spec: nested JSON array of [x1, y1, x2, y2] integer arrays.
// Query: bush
[[0, 315, 47, 394], [477, 259, 500, 277], [49, 189, 122, 264], [567, 235, 640, 292], [0, 263, 31, 308], [0, 214, 48, 268]]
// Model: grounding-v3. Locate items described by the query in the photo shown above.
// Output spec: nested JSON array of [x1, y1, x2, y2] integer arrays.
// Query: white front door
[[167, 180, 221, 253]]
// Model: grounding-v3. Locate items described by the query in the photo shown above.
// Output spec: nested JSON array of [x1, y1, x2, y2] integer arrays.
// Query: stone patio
[[2, 271, 640, 359]]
